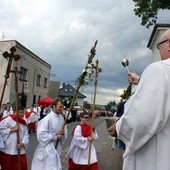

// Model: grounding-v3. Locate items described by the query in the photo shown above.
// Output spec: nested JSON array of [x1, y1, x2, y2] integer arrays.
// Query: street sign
[[24, 88, 30, 93]]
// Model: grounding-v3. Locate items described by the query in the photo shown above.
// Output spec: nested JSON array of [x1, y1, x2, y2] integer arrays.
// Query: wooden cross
[[0, 47, 20, 107], [88, 59, 102, 165]]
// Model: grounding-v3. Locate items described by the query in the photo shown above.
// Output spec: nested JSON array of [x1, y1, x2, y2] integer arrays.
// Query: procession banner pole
[[10, 57, 21, 170], [14, 67, 21, 170], [88, 60, 102, 165], [62, 40, 98, 128], [0, 47, 20, 117], [0, 47, 21, 169], [55, 40, 98, 149]]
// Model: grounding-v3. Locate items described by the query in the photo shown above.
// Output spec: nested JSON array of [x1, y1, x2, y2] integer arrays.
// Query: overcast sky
[[0, 0, 170, 105]]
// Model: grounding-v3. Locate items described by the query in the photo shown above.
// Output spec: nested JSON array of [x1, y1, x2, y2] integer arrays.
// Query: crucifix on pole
[[55, 40, 98, 149], [0, 47, 20, 108], [0, 47, 21, 169], [88, 59, 102, 165], [10, 65, 22, 170]]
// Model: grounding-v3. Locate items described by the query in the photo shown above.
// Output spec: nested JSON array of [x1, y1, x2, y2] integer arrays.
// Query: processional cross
[[88, 59, 102, 165], [0, 47, 20, 106], [1, 47, 21, 170]]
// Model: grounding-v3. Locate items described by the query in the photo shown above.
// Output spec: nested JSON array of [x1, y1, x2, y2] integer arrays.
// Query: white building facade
[[0, 40, 51, 107]]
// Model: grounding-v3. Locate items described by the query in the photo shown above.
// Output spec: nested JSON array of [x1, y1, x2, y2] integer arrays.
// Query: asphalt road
[[26, 116, 104, 170]]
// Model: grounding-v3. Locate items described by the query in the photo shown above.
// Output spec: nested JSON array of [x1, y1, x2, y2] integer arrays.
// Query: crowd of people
[[0, 29, 170, 170], [0, 99, 99, 170]]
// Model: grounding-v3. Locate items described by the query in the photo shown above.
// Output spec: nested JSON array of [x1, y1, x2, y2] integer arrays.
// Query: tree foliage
[[120, 85, 131, 100], [105, 101, 116, 111], [104, 85, 131, 110], [133, 0, 170, 28]]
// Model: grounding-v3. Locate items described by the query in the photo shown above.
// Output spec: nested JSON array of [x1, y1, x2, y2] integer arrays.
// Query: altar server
[[0, 106, 29, 170], [67, 112, 98, 170]]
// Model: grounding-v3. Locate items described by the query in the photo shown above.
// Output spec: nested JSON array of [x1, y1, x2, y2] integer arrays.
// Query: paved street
[[26, 117, 123, 170]]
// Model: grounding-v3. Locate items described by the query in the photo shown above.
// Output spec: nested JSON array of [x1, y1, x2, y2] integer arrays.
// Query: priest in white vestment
[[109, 29, 170, 170], [31, 98, 67, 170]]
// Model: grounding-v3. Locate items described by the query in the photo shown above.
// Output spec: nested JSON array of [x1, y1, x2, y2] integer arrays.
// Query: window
[[43, 78, 47, 88], [36, 75, 41, 86], [20, 67, 27, 80]]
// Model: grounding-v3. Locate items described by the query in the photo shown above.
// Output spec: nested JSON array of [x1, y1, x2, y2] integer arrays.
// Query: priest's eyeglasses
[[157, 39, 169, 49]]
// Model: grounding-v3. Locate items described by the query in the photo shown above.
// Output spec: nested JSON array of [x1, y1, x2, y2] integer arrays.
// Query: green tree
[[105, 101, 116, 111], [120, 85, 131, 99], [133, 0, 170, 28]]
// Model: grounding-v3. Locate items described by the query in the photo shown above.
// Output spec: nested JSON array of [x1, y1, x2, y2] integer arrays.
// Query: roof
[[59, 84, 86, 98], [147, 23, 170, 48], [0, 40, 51, 68]]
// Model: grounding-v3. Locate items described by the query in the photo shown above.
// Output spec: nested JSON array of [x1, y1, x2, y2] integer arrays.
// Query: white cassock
[[0, 125, 5, 149], [116, 58, 170, 170], [0, 136, 4, 148], [2, 110, 12, 118], [66, 125, 98, 164], [28, 111, 38, 123], [33, 107, 40, 120], [0, 117, 29, 154], [31, 111, 67, 170]]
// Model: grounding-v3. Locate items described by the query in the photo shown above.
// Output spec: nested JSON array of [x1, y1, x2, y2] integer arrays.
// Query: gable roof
[[147, 23, 170, 48], [59, 84, 86, 98]]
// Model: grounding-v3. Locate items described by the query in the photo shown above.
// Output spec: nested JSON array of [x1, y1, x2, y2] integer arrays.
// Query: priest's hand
[[10, 124, 19, 133], [128, 72, 140, 85], [107, 121, 117, 137]]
